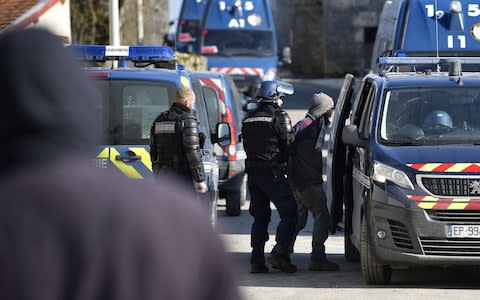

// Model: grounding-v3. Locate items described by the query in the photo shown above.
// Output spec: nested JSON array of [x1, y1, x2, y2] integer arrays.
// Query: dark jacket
[[288, 116, 325, 191], [149, 102, 205, 183], [0, 29, 241, 300], [241, 102, 294, 171]]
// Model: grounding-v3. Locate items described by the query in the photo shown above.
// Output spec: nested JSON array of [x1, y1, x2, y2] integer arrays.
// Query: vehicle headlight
[[472, 23, 480, 40], [263, 68, 277, 81], [372, 162, 414, 190], [450, 0, 462, 13]]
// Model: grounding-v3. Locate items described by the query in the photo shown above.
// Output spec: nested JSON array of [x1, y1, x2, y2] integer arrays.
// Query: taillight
[[88, 71, 109, 78], [223, 108, 237, 161], [201, 46, 218, 55], [180, 19, 187, 25], [202, 29, 209, 36]]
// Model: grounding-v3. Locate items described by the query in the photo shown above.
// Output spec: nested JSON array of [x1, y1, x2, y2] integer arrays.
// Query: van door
[[107, 80, 175, 180], [348, 79, 377, 242], [326, 74, 355, 233]]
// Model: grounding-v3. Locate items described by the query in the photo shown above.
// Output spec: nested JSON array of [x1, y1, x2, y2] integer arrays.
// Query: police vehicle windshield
[[96, 80, 176, 145], [203, 29, 274, 56], [380, 87, 480, 145]]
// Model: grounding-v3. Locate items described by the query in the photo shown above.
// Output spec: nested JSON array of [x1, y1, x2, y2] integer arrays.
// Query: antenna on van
[[434, 0, 440, 71]]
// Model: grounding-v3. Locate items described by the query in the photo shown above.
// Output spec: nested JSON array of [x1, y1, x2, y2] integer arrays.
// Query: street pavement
[[216, 78, 480, 299]]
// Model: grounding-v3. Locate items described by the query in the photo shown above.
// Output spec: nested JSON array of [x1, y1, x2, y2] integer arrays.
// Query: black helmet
[[423, 110, 453, 132], [256, 80, 294, 102]]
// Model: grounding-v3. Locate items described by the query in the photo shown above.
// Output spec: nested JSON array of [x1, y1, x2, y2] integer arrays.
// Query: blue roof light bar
[[379, 56, 480, 66], [69, 45, 175, 63]]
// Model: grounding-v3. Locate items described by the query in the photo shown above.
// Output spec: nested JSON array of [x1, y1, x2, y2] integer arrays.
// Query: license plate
[[447, 225, 480, 238]]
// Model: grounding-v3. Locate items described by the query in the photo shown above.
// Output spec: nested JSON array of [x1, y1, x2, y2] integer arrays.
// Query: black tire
[[345, 230, 360, 262], [225, 190, 242, 216], [360, 215, 392, 285]]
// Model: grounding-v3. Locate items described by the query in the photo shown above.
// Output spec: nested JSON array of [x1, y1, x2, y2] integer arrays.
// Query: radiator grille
[[388, 220, 414, 250], [427, 210, 480, 223], [421, 177, 473, 196], [420, 238, 480, 256]]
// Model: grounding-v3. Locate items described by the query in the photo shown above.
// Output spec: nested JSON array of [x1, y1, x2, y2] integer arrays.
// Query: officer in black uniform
[[241, 80, 298, 273], [149, 86, 207, 193]]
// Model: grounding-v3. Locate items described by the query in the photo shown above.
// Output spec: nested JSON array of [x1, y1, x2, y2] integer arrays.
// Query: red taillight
[[201, 29, 209, 36], [201, 46, 218, 55], [223, 108, 237, 161], [88, 71, 108, 78], [180, 19, 187, 25], [178, 33, 194, 43]]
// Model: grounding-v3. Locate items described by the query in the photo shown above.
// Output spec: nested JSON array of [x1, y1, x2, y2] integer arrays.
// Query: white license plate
[[447, 225, 480, 238]]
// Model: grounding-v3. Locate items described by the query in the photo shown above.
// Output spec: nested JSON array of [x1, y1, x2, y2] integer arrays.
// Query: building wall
[[27, 0, 72, 43], [289, 0, 383, 76]]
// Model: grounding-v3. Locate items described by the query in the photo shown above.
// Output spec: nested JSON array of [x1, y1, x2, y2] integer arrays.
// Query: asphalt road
[[217, 78, 480, 300]]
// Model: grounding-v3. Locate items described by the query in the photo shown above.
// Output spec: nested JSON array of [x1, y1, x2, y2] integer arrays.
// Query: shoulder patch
[[155, 121, 176, 133]]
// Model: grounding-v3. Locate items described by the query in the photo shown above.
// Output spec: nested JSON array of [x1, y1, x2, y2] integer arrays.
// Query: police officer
[[241, 80, 298, 273], [149, 86, 207, 193]]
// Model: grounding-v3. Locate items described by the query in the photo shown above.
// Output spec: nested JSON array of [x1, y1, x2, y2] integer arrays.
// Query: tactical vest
[[152, 110, 188, 173], [242, 104, 281, 168]]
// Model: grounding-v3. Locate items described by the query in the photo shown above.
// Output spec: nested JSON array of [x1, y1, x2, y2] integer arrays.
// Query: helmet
[[423, 110, 453, 132], [256, 80, 294, 102]]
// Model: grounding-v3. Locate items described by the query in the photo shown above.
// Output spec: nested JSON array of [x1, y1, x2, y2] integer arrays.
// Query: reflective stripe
[[210, 67, 264, 76], [408, 163, 480, 173], [407, 195, 480, 210], [129, 147, 153, 172]]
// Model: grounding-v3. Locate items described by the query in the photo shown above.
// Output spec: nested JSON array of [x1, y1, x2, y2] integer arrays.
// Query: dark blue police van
[[371, 0, 480, 72], [176, 0, 209, 53], [327, 57, 480, 284], [70, 45, 231, 226], [199, 0, 279, 95]]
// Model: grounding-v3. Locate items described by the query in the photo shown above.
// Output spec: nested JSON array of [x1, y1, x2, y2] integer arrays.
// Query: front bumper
[[368, 185, 480, 267]]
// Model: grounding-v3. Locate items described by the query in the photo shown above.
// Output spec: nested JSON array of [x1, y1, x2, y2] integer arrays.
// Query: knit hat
[[307, 92, 334, 119]]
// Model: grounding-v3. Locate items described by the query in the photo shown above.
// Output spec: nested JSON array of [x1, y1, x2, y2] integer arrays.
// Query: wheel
[[345, 230, 360, 262], [225, 175, 247, 216], [360, 215, 392, 285]]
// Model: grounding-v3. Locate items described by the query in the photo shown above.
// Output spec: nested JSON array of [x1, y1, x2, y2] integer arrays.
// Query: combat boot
[[268, 253, 297, 273]]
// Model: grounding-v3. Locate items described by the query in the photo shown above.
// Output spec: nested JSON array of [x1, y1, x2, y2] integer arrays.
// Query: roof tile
[[0, 0, 40, 31]]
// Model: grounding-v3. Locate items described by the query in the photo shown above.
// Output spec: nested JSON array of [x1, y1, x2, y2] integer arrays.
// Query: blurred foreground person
[[288, 93, 339, 271], [0, 29, 241, 300], [149, 86, 207, 193]]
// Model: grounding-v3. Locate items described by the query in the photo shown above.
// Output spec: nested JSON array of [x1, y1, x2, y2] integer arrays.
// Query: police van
[[371, 0, 480, 72], [70, 45, 231, 226], [199, 0, 279, 96], [326, 57, 480, 284], [176, 0, 209, 53]]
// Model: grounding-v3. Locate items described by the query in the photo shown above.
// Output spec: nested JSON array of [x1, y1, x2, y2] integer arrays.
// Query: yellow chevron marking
[[97, 147, 109, 158], [422, 196, 439, 202], [129, 147, 153, 172], [109, 148, 143, 179], [446, 163, 472, 172], [418, 163, 441, 172], [448, 198, 469, 210], [181, 76, 191, 88]]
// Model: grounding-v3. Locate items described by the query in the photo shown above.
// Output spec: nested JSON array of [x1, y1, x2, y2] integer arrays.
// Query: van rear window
[[101, 80, 176, 145]]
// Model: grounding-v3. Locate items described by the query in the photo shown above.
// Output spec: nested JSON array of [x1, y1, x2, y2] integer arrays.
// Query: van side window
[[358, 87, 376, 139]]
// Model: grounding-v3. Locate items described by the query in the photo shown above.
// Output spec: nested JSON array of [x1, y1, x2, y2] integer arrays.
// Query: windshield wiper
[[382, 140, 423, 146]]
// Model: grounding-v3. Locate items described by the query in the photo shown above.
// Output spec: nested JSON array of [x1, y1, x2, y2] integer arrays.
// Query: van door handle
[[116, 154, 141, 162]]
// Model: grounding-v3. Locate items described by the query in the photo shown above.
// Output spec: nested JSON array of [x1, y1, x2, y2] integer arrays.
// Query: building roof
[[0, 0, 40, 31]]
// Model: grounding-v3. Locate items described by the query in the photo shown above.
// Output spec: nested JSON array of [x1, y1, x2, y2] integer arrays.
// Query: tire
[[360, 215, 392, 285], [225, 175, 247, 216], [345, 230, 360, 262]]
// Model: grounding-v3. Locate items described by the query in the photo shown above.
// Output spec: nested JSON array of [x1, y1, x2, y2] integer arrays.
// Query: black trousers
[[248, 169, 297, 263]]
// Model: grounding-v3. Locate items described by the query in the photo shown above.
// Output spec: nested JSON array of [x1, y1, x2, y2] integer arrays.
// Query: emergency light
[[69, 45, 175, 63]]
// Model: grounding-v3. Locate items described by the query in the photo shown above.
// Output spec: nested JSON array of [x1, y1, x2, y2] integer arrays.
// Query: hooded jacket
[[0, 29, 240, 300]]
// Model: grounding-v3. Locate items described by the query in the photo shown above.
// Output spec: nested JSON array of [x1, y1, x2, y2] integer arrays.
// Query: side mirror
[[281, 46, 292, 65], [341, 125, 367, 148], [215, 122, 231, 147]]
